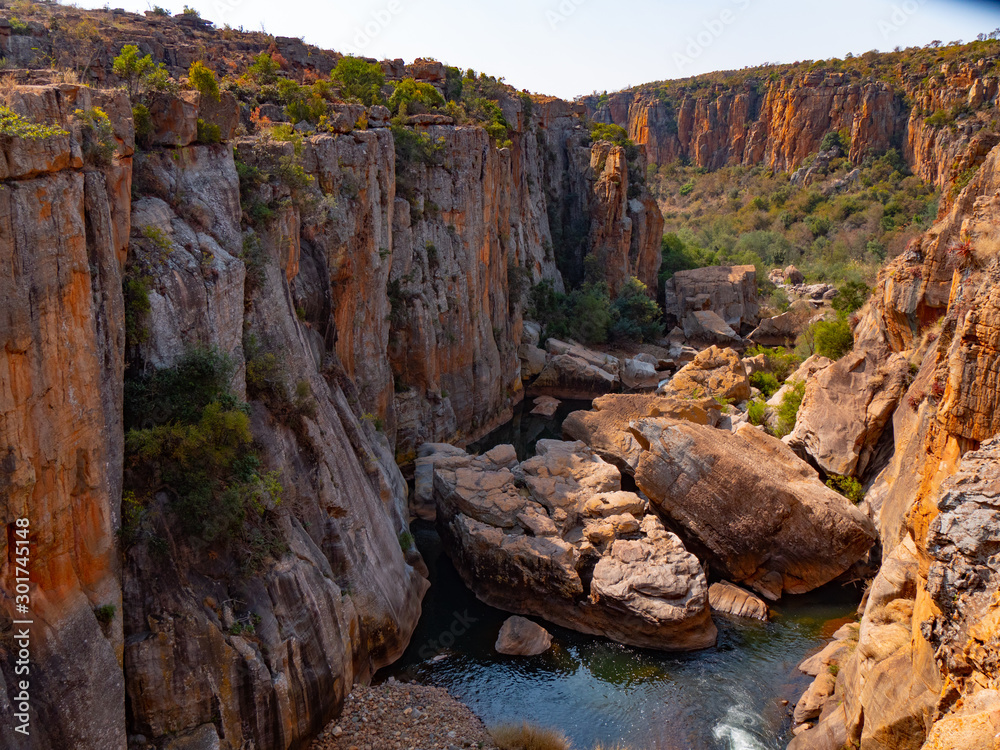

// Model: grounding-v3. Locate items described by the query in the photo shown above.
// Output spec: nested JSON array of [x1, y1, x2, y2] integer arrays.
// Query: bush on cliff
[[389, 77, 444, 115], [123, 348, 285, 571], [332, 56, 386, 106]]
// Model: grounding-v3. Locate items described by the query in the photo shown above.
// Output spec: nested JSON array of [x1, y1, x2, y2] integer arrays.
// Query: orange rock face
[[0, 85, 132, 749], [589, 67, 997, 192]]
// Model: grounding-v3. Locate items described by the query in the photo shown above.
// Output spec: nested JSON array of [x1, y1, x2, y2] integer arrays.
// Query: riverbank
[[311, 680, 498, 750]]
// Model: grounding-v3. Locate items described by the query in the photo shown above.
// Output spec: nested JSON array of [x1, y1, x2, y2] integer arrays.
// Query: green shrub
[[831, 281, 870, 314], [679, 181, 695, 196], [589, 121, 632, 146], [188, 61, 220, 101], [93, 604, 116, 626], [123, 348, 285, 569], [132, 103, 152, 144], [123, 272, 153, 347], [813, 316, 854, 360], [196, 118, 221, 143], [827, 474, 865, 504], [389, 77, 444, 115], [247, 52, 280, 85], [774, 380, 805, 438], [610, 277, 663, 343], [112, 44, 155, 99], [0, 105, 68, 139], [332, 56, 385, 106], [747, 398, 767, 426], [74, 107, 117, 165], [749, 371, 781, 398], [745, 345, 801, 381]]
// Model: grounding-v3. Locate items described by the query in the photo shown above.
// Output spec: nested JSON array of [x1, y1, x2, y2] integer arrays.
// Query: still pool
[[378, 399, 860, 750]]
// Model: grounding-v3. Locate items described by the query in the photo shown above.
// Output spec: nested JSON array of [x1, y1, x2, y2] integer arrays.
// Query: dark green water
[[378, 401, 860, 750]]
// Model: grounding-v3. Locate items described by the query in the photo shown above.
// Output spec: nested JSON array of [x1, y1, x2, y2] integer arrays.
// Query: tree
[[610, 277, 663, 343], [332, 57, 386, 106], [188, 61, 219, 102], [388, 78, 444, 115], [112, 44, 155, 99]]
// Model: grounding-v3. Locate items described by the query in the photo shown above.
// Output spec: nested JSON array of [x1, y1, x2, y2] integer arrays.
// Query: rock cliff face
[[788, 138, 1000, 750], [588, 60, 999, 200], [0, 28, 666, 746], [0, 84, 133, 750]]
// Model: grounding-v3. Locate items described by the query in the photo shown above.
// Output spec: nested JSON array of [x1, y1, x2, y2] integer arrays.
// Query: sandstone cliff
[[788, 135, 1000, 750], [0, 8, 666, 746], [587, 49, 1000, 206]]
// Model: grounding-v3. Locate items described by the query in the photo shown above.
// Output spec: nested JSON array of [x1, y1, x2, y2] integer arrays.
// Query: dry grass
[[490, 723, 571, 750]]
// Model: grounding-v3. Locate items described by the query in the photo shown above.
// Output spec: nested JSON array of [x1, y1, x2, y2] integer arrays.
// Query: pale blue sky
[[75, 0, 999, 98]]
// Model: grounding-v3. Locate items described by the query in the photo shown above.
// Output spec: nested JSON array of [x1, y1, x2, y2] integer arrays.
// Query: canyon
[[0, 4, 998, 750]]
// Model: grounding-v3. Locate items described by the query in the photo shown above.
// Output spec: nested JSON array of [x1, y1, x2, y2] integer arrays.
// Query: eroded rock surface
[[431, 440, 717, 651]]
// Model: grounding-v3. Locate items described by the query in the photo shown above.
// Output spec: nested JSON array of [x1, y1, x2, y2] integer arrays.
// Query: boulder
[[767, 354, 833, 408], [631, 419, 877, 599], [562, 393, 717, 473], [622, 357, 659, 390], [433, 440, 717, 651], [198, 90, 240, 141], [146, 90, 199, 147], [412, 443, 469, 521], [495, 616, 553, 656], [519, 343, 548, 379], [367, 104, 390, 128], [784, 265, 805, 284], [530, 396, 561, 417], [664, 265, 759, 333], [660, 346, 750, 403], [708, 581, 769, 621], [786, 347, 910, 478], [747, 304, 814, 348], [793, 671, 837, 724], [522, 320, 542, 347], [682, 309, 741, 344], [530, 354, 618, 399]]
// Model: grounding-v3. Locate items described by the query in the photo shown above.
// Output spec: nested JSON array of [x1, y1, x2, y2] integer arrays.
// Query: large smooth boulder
[[622, 357, 659, 389], [495, 616, 552, 656], [562, 393, 717, 473], [682, 309, 742, 344], [631, 419, 877, 600], [747, 302, 816, 347], [432, 440, 717, 651], [664, 265, 759, 333], [146, 90, 199, 147], [660, 345, 750, 403], [530, 354, 617, 399], [786, 346, 910, 478]]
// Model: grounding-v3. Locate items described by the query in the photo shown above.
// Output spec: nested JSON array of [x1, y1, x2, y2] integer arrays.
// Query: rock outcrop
[[788, 140, 1000, 750], [785, 345, 911, 479], [632, 420, 877, 600], [659, 345, 751, 403], [664, 265, 759, 334], [495, 616, 553, 656], [431, 440, 717, 651], [587, 63, 999, 201]]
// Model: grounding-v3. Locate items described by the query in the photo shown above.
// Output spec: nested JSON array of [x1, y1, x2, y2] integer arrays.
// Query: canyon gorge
[[0, 3, 999, 750]]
